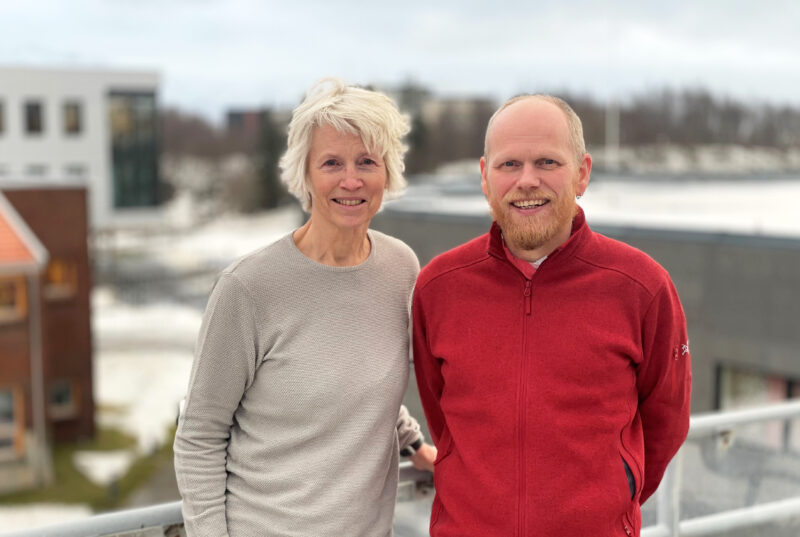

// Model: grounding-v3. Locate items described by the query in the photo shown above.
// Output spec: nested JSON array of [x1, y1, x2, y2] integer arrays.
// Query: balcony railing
[[3, 399, 800, 537], [642, 398, 800, 537]]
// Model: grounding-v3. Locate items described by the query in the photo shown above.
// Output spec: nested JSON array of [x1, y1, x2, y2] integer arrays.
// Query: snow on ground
[[0, 505, 93, 529], [101, 205, 303, 272], [94, 348, 195, 453], [72, 451, 136, 487], [92, 288, 201, 352]]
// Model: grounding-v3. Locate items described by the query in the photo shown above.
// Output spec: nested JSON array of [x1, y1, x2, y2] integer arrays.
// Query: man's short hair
[[279, 78, 410, 212], [484, 94, 586, 164]]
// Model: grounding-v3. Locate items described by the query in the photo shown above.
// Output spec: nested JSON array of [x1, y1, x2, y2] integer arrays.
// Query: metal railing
[[4, 400, 800, 537], [642, 398, 800, 537], [0, 463, 432, 537]]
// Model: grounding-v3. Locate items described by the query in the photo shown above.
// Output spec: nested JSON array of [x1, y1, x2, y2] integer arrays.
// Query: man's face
[[480, 99, 591, 258]]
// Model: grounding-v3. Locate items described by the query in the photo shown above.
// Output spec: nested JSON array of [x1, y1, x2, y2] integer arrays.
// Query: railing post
[[657, 447, 683, 537]]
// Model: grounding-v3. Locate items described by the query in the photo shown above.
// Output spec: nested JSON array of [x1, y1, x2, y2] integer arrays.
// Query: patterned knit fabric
[[174, 229, 422, 537]]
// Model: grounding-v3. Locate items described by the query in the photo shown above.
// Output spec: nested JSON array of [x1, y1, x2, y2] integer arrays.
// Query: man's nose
[[517, 164, 541, 189]]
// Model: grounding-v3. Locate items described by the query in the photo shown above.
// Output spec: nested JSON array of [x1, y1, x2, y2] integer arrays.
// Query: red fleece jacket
[[412, 209, 691, 537]]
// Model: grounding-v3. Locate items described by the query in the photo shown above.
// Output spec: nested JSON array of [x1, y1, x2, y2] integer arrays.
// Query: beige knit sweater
[[174, 229, 423, 537]]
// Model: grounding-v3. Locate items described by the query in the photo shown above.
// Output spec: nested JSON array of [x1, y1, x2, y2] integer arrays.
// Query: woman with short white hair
[[174, 78, 436, 537]]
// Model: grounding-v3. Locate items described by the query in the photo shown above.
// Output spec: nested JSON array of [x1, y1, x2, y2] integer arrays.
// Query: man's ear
[[576, 153, 592, 196], [480, 156, 489, 198]]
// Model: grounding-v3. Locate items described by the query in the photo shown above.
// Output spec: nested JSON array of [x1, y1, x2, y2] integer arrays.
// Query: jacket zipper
[[518, 278, 532, 536], [523, 280, 532, 315]]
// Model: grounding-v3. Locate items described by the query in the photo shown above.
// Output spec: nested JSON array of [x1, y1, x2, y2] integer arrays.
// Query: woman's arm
[[396, 404, 437, 471], [174, 273, 260, 537]]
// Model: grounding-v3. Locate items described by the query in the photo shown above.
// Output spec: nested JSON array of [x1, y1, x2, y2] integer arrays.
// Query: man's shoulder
[[579, 228, 672, 293], [417, 232, 492, 289]]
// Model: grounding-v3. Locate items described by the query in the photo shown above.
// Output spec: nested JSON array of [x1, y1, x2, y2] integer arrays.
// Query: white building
[[0, 66, 162, 230]]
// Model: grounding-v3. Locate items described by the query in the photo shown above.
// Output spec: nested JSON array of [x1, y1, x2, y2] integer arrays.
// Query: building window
[[0, 277, 27, 324], [64, 101, 82, 135], [109, 92, 160, 208], [25, 164, 48, 179], [43, 258, 78, 300], [63, 164, 87, 181], [0, 387, 24, 461], [49, 380, 79, 421], [24, 101, 44, 135]]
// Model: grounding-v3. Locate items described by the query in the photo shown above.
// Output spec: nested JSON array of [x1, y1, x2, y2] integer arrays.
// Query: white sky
[[2, 0, 799, 122]]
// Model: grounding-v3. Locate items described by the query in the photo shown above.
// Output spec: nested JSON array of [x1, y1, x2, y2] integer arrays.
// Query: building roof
[[0, 191, 48, 275]]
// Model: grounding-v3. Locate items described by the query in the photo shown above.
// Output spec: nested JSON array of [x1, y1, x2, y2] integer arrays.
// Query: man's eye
[[502, 161, 516, 167], [539, 159, 558, 168]]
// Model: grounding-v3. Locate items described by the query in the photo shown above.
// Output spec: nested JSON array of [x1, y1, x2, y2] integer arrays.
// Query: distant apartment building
[[0, 66, 162, 230], [0, 187, 94, 493], [226, 109, 265, 145]]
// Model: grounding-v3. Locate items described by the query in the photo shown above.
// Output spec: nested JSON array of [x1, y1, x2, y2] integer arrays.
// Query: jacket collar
[[488, 206, 589, 266]]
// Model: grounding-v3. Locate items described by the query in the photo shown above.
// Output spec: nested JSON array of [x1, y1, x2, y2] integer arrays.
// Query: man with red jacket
[[412, 94, 691, 537]]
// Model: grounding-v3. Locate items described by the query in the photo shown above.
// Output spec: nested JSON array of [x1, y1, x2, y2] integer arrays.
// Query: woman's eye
[[323, 159, 338, 167]]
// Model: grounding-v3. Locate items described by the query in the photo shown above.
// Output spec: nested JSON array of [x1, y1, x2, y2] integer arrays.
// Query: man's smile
[[510, 199, 549, 209]]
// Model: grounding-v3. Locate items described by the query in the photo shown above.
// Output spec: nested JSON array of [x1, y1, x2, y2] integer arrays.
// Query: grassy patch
[[0, 426, 176, 511]]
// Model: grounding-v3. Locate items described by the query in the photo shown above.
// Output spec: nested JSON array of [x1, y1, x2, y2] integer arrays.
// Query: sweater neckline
[[285, 229, 377, 272]]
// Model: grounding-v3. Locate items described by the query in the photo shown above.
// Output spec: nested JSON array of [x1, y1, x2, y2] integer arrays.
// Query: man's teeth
[[335, 199, 364, 206], [512, 200, 547, 208]]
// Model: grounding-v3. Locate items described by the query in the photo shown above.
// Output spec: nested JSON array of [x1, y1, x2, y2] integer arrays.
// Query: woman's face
[[306, 123, 387, 233]]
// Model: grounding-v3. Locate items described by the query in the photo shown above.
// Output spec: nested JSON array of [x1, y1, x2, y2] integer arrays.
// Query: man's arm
[[636, 279, 692, 503], [411, 286, 447, 448]]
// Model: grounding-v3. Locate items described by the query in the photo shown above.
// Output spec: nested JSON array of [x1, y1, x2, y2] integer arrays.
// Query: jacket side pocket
[[621, 456, 636, 500]]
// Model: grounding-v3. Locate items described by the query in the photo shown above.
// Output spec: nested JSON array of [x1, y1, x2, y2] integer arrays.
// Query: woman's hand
[[410, 442, 437, 472]]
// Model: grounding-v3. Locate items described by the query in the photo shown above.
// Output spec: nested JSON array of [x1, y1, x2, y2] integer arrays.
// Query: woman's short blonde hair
[[279, 78, 411, 212]]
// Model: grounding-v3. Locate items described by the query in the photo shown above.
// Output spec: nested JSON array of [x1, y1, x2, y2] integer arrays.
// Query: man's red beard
[[488, 185, 578, 252]]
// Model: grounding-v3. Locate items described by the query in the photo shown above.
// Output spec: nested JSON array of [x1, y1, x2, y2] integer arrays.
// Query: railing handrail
[[687, 398, 800, 438], [4, 399, 800, 537], [0, 462, 432, 537]]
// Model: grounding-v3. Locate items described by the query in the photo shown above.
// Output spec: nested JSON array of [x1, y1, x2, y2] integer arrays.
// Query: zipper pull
[[523, 280, 531, 315]]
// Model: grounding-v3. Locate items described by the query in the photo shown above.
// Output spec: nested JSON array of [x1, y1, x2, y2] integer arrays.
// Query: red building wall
[[3, 188, 94, 442]]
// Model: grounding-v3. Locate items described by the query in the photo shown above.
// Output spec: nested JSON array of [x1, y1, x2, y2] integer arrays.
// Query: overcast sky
[[2, 0, 799, 122]]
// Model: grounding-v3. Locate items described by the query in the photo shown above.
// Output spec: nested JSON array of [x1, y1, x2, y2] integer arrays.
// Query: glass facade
[[109, 92, 160, 208]]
